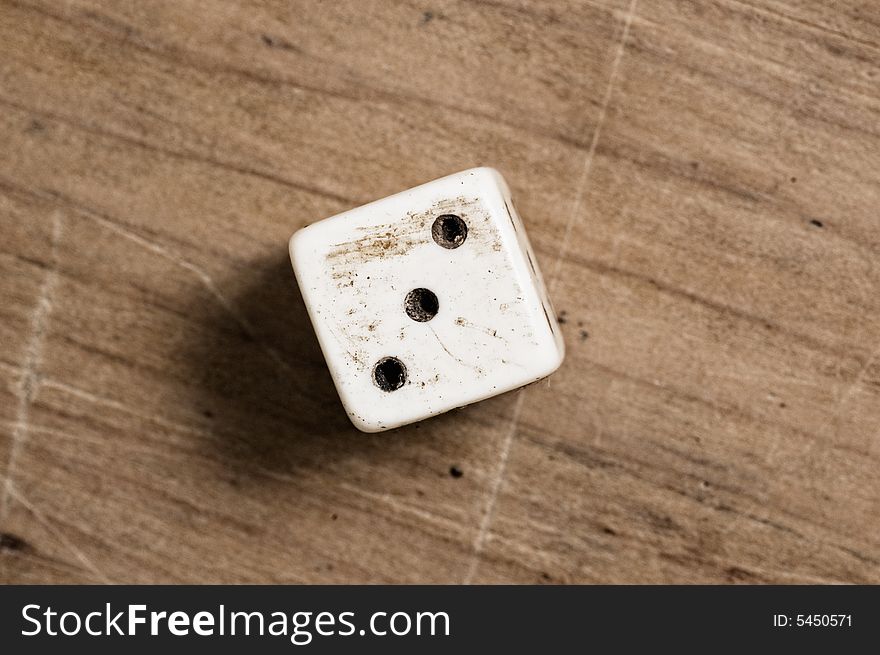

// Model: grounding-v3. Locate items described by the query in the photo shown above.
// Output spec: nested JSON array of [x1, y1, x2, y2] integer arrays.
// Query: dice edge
[[481, 167, 566, 367]]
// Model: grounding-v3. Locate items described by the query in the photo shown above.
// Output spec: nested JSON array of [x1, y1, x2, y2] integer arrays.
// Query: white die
[[289, 167, 564, 432]]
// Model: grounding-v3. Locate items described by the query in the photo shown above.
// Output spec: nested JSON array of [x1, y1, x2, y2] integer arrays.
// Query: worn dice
[[289, 167, 564, 432]]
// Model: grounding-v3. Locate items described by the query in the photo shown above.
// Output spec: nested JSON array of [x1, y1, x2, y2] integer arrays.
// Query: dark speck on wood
[[0, 532, 30, 552], [260, 34, 301, 53]]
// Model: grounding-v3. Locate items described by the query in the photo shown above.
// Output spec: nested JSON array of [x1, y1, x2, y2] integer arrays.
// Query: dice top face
[[290, 167, 564, 432]]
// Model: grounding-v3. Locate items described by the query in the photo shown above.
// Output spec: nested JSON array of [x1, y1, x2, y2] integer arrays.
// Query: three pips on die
[[372, 214, 467, 392]]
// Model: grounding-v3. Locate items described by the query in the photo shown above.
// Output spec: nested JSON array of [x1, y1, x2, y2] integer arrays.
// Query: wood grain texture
[[0, 0, 878, 584]]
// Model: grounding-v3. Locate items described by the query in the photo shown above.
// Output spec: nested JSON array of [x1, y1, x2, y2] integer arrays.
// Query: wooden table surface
[[1, 0, 878, 584]]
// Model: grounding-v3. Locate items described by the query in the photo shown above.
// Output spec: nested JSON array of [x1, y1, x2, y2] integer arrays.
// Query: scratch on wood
[[549, 0, 638, 292], [1, 211, 64, 524], [727, 0, 880, 54], [463, 389, 527, 584], [339, 481, 464, 534], [38, 376, 215, 440], [6, 485, 113, 584], [766, 339, 880, 465], [31, 187, 295, 376]]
